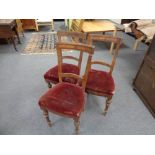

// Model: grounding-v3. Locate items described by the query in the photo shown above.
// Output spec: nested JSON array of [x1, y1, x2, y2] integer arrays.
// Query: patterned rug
[[23, 32, 57, 54]]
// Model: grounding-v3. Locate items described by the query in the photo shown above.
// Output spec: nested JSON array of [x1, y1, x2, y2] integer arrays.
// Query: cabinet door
[[135, 59, 155, 112]]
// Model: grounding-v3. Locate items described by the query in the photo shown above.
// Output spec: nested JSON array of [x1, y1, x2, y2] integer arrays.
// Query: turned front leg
[[45, 80, 52, 88], [43, 109, 52, 127], [103, 96, 112, 116], [74, 117, 80, 134]]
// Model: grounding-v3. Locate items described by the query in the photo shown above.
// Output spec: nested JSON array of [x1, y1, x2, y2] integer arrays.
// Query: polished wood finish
[[43, 42, 94, 134], [46, 31, 86, 88], [133, 34, 155, 117], [87, 34, 122, 115], [21, 19, 38, 31], [0, 19, 21, 51]]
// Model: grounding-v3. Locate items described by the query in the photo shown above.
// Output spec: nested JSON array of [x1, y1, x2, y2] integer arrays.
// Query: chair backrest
[[57, 31, 86, 72], [56, 42, 94, 89], [70, 19, 84, 32], [87, 34, 122, 75], [57, 31, 86, 43]]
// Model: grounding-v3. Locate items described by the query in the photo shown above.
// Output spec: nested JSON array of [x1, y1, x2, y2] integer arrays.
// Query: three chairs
[[38, 31, 122, 134]]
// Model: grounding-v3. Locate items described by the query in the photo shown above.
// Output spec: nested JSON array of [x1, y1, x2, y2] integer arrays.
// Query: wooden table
[[0, 19, 21, 51], [81, 20, 118, 53]]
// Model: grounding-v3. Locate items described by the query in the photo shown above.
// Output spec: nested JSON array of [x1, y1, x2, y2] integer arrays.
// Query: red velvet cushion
[[44, 63, 80, 84], [39, 82, 85, 117], [86, 69, 115, 95]]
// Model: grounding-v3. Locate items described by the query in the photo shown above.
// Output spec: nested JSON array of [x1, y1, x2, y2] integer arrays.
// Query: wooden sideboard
[[133, 34, 155, 117], [21, 19, 38, 31]]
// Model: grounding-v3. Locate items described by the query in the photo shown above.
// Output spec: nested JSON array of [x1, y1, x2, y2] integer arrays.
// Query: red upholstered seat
[[86, 69, 115, 95], [44, 63, 80, 84], [39, 82, 85, 117]]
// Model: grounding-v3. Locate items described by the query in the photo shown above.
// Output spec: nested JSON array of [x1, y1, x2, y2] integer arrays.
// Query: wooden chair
[[86, 34, 122, 115], [70, 19, 84, 32], [44, 31, 86, 88], [39, 42, 94, 134]]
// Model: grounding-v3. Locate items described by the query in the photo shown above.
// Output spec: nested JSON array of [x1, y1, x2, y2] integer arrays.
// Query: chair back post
[[109, 40, 121, 75], [82, 54, 93, 89], [57, 47, 63, 83], [87, 34, 122, 75], [56, 42, 94, 90]]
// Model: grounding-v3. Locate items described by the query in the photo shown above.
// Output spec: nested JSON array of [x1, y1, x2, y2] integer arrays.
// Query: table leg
[[14, 27, 21, 44], [51, 19, 54, 31], [110, 27, 117, 54], [11, 37, 18, 51], [133, 36, 145, 51], [35, 20, 39, 32]]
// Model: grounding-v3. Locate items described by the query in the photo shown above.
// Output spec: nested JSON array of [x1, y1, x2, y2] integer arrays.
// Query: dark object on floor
[[39, 42, 94, 134], [133, 34, 155, 117], [0, 19, 21, 51], [86, 34, 122, 115]]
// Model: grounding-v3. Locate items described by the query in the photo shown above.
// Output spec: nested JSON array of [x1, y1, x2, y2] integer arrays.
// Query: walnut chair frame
[[87, 34, 122, 115], [40, 42, 94, 134], [45, 31, 86, 88]]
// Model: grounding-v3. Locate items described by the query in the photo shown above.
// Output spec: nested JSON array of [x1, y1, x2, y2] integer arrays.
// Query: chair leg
[[45, 81, 52, 88], [43, 109, 52, 127], [103, 96, 112, 116], [48, 82, 52, 88], [74, 117, 80, 134]]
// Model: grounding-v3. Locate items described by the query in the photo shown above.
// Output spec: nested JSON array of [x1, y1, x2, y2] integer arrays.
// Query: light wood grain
[[82, 20, 116, 33]]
